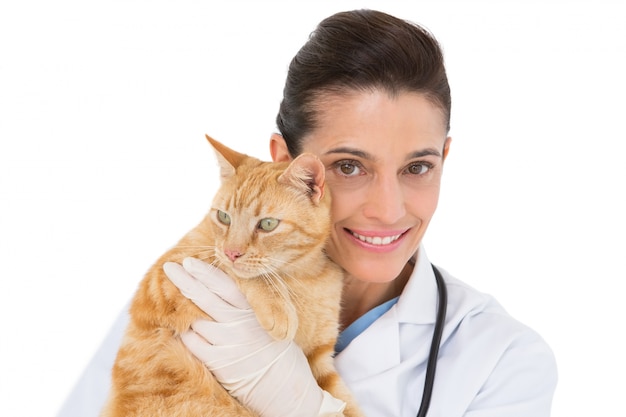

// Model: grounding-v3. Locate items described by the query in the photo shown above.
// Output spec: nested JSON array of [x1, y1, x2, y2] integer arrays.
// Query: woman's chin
[[341, 258, 408, 284]]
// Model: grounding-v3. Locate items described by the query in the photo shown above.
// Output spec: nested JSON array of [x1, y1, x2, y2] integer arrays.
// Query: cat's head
[[206, 135, 331, 280]]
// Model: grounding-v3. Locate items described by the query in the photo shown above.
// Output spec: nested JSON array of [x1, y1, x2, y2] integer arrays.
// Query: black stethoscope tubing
[[416, 264, 448, 417]]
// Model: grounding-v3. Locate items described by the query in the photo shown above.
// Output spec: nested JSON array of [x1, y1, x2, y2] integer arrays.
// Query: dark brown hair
[[276, 9, 451, 156]]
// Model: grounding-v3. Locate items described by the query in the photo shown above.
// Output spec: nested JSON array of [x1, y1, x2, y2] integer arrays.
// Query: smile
[[350, 230, 403, 246]]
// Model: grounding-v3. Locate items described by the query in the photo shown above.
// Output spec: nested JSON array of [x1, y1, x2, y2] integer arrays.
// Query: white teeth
[[352, 232, 401, 245]]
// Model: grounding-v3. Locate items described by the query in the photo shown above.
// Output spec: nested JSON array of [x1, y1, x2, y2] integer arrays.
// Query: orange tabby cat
[[100, 136, 363, 417]]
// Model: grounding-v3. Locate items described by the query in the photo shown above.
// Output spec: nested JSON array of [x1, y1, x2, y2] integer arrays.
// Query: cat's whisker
[[263, 259, 309, 292], [255, 267, 292, 305], [260, 271, 285, 298], [259, 264, 307, 312], [263, 256, 292, 267], [171, 245, 218, 263], [209, 258, 226, 271], [190, 252, 214, 263]]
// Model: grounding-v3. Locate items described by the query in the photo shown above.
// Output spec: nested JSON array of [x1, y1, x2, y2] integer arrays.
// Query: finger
[[191, 316, 271, 346], [182, 257, 250, 309], [163, 261, 218, 303], [180, 329, 213, 364], [164, 261, 244, 321], [181, 328, 257, 371]]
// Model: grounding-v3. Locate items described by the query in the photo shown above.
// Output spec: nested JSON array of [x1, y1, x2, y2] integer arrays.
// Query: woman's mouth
[[347, 229, 407, 246]]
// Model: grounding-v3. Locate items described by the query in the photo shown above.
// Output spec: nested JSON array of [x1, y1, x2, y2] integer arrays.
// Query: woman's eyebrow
[[324, 147, 373, 159], [408, 148, 442, 159]]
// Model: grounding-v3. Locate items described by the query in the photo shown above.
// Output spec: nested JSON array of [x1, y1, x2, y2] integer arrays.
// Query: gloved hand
[[163, 257, 346, 417]]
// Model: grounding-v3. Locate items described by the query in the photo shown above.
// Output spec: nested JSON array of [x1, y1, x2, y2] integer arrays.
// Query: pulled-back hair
[[276, 9, 451, 156]]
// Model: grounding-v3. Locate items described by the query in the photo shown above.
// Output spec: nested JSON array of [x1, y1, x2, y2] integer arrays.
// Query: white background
[[1, 1, 625, 416]]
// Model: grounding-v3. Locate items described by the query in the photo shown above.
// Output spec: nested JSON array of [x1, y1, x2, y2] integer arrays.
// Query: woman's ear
[[442, 136, 452, 162], [270, 133, 293, 162]]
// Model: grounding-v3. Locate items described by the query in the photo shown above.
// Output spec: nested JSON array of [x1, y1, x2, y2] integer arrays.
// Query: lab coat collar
[[395, 245, 439, 325]]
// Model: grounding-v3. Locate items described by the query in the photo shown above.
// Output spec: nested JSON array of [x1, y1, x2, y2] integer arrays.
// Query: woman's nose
[[362, 176, 406, 224]]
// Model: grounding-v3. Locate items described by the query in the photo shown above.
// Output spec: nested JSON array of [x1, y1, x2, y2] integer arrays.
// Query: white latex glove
[[163, 257, 346, 417]]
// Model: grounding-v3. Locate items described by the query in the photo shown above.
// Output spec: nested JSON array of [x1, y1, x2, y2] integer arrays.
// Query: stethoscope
[[415, 264, 448, 417]]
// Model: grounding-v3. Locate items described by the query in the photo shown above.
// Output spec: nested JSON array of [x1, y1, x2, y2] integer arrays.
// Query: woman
[[59, 9, 557, 417]]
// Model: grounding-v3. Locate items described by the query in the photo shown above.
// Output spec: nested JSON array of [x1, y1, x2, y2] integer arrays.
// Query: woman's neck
[[339, 260, 414, 331]]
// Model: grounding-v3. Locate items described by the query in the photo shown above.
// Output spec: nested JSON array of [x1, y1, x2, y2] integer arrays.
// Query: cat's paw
[[256, 303, 298, 341], [239, 281, 299, 341]]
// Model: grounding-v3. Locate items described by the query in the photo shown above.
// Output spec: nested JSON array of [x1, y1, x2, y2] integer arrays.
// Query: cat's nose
[[224, 249, 243, 262]]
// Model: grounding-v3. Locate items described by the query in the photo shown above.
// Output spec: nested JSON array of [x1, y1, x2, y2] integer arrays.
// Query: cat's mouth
[[346, 229, 406, 246]]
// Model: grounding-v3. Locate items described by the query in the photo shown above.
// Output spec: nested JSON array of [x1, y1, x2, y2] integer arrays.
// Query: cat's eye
[[217, 210, 231, 225], [258, 218, 279, 231]]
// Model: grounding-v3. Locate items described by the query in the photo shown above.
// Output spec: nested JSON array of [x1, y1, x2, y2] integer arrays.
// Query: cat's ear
[[278, 153, 326, 205], [206, 134, 247, 181]]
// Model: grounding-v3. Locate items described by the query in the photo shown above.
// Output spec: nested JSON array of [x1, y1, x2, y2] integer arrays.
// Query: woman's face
[[277, 90, 450, 284]]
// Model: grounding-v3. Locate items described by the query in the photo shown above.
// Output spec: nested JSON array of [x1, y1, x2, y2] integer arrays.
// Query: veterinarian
[[58, 9, 557, 417]]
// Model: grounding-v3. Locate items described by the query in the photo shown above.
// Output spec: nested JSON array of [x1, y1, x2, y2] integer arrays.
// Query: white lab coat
[[334, 248, 557, 416], [56, 247, 557, 417]]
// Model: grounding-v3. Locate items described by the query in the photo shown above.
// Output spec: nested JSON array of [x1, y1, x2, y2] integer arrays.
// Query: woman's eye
[[217, 210, 231, 225], [406, 163, 431, 175], [258, 218, 280, 231], [335, 160, 362, 176]]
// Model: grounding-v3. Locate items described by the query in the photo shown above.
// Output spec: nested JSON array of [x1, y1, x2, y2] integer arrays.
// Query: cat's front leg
[[237, 279, 299, 341]]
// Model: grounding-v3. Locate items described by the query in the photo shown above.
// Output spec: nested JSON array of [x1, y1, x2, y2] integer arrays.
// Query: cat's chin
[[220, 264, 260, 280]]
